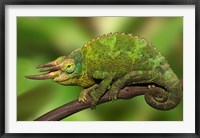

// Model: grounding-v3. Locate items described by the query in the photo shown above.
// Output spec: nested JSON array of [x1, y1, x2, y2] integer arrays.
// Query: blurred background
[[17, 17, 183, 121]]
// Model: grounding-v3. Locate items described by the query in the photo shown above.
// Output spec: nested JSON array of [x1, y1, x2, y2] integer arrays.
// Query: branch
[[35, 86, 148, 121]]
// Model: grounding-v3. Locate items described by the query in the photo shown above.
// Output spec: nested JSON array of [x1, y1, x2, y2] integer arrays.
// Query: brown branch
[[35, 86, 148, 121]]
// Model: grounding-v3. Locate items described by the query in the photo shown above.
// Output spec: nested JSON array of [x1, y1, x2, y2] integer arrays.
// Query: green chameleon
[[26, 32, 182, 110]]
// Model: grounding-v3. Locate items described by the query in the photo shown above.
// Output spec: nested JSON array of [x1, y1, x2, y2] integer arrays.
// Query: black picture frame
[[1, 0, 199, 137]]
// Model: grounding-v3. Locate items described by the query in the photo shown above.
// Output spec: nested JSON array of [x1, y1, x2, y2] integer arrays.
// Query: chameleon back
[[82, 33, 166, 78]]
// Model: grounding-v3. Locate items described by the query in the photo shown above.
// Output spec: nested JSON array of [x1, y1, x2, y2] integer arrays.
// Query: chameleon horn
[[39, 65, 61, 72], [36, 61, 56, 68], [36, 56, 67, 68], [25, 71, 60, 80]]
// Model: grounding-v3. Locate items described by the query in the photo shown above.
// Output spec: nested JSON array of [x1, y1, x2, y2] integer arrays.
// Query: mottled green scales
[[26, 33, 182, 110]]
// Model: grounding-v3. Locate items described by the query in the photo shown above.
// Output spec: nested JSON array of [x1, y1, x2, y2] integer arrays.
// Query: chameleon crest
[[26, 32, 182, 110]]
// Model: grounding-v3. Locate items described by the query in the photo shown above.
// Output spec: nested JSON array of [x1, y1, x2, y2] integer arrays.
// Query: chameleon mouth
[[53, 73, 80, 82], [25, 61, 62, 80]]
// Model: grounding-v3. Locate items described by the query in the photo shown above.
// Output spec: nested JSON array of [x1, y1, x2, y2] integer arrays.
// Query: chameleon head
[[25, 56, 82, 85]]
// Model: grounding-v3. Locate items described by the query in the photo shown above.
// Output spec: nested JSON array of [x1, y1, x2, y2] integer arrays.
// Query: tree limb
[[35, 86, 148, 121]]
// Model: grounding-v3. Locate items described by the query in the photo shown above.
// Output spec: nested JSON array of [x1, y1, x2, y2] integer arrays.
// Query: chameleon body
[[26, 32, 182, 110]]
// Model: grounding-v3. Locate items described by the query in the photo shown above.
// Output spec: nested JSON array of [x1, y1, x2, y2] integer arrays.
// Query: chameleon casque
[[26, 32, 182, 110]]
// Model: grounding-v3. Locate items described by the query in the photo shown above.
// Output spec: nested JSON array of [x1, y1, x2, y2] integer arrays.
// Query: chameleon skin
[[26, 32, 182, 110]]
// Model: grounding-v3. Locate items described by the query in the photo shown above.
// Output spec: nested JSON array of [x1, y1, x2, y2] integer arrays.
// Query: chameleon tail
[[144, 69, 182, 110]]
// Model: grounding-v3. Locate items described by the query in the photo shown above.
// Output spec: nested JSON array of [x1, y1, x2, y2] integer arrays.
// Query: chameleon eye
[[64, 60, 76, 73]]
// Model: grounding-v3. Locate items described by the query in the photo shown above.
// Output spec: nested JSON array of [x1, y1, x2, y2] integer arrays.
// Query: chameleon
[[26, 32, 182, 110]]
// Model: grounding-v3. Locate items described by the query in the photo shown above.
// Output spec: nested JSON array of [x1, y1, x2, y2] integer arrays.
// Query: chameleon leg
[[78, 84, 98, 103], [108, 71, 157, 101], [89, 71, 113, 109]]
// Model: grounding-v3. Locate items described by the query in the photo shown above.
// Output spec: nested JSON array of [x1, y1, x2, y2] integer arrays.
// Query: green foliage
[[17, 17, 183, 121]]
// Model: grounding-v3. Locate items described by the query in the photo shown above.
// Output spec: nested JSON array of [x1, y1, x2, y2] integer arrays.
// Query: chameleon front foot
[[78, 90, 88, 103], [78, 84, 99, 103], [79, 89, 99, 109]]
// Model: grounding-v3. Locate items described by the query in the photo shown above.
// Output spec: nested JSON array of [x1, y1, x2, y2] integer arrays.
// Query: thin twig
[[35, 86, 148, 121]]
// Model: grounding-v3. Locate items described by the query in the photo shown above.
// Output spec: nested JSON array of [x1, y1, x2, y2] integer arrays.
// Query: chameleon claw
[[111, 94, 118, 101], [78, 93, 87, 103], [78, 98, 83, 103], [148, 84, 156, 89], [114, 95, 117, 100]]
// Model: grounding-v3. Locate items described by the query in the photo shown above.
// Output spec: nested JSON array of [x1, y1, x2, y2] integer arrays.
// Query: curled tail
[[144, 69, 182, 110]]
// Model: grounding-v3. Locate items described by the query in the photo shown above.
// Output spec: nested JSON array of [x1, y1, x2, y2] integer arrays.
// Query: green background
[[17, 17, 183, 121]]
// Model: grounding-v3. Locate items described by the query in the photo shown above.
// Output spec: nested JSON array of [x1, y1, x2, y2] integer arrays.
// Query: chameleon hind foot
[[107, 88, 120, 101]]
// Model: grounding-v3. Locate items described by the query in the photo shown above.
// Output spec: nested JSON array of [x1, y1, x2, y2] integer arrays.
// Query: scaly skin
[[26, 32, 182, 110]]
